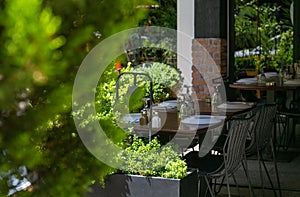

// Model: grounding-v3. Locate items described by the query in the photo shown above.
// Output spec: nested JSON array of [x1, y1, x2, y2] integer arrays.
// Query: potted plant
[[87, 136, 198, 197]]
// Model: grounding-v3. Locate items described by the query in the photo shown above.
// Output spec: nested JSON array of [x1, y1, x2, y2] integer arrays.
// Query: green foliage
[[127, 38, 177, 67], [94, 60, 146, 116], [132, 62, 182, 103], [235, 57, 257, 70], [118, 136, 187, 179], [95, 61, 121, 118], [0, 0, 150, 196], [257, 6, 281, 55], [0, 0, 67, 108], [112, 62, 182, 117], [45, 0, 153, 39], [234, 0, 293, 72], [275, 29, 293, 67], [256, 55, 278, 71], [235, 0, 282, 52], [127, 86, 147, 112], [235, 30, 293, 72], [139, 0, 177, 29], [235, 2, 258, 50]]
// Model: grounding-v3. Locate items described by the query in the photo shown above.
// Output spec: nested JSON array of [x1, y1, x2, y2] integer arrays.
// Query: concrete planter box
[[87, 170, 198, 197]]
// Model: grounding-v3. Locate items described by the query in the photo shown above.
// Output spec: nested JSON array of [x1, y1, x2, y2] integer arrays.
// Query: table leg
[[286, 90, 294, 108], [266, 90, 275, 104]]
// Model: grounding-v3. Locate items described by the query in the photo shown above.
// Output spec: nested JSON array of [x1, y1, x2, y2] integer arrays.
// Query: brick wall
[[192, 38, 227, 99]]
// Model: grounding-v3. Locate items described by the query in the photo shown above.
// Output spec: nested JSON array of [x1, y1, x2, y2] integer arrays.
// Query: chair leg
[[260, 142, 282, 197], [285, 117, 292, 150], [231, 173, 241, 196], [204, 176, 215, 197], [270, 139, 282, 197], [225, 172, 232, 197], [257, 151, 266, 197], [261, 158, 277, 197], [292, 118, 297, 144], [242, 158, 254, 197], [213, 176, 225, 194], [197, 177, 208, 197], [287, 117, 297, 148], [282, 115, 298, 151], [276, 115, 289, 153]]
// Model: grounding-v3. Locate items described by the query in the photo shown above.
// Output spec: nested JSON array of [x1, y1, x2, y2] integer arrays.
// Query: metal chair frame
[[276, 100, 300, 151], [185, 114, 256, 197], [246, 104, 282, 197]]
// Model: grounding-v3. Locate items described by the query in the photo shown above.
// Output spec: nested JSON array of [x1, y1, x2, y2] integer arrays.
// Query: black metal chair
[[184, 114, 256, 197], [276, 99, 300, 151], [245, 104, 282, 197]]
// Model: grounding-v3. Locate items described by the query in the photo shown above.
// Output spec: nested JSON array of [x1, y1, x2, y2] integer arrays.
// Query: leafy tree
[[234, 0, 259, 51], [0, 0, 150, 196], [234, 0, 293, 71], [234, 0, 284, 52], [139, 0, 176, 29], [275, 29, 294, 67]]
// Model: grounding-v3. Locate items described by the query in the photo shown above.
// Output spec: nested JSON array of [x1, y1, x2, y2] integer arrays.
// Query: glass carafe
[[211, 84, 221, 109]]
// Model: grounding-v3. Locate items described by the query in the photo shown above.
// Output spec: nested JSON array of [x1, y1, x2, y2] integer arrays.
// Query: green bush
[[274, 30, 293, 68], [235, 56, 257, 70], [132, 62, 183, 103], [117, 136, 187, 179]]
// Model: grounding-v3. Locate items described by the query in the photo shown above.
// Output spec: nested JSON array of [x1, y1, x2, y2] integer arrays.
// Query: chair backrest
[[245, 105, 263, 156], [290, 99, 300, 113], [222, 114, 256, 175], [254, 104, 277, 151]]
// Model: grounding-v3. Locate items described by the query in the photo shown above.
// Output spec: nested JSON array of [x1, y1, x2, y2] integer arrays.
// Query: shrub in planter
[[87, 136, 198, 197], [118, 136, 186, 178]]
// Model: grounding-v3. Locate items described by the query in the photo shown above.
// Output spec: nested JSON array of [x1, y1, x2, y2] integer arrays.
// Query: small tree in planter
[[87, 136, 198, 197]]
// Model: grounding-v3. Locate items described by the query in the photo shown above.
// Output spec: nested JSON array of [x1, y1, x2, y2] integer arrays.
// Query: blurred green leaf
[[0, 0, 151, 196]]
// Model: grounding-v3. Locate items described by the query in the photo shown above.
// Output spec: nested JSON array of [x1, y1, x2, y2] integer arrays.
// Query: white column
[[177, 0, 194, 86]]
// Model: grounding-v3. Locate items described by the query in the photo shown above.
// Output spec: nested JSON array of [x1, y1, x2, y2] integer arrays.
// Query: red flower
[[115, 60, 122, 71]]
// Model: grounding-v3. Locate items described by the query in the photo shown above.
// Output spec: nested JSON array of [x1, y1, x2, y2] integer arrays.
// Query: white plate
[[158, 100, 177, 108], [217, 102, 253, 110], [235, 77, 257, 84], [121, 113, 141, 123], [164, 100, 177, 104], [181, 115, 222, 125]]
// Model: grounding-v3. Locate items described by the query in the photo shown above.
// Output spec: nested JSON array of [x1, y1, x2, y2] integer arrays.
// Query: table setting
[[234, 72, 279, 85]]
